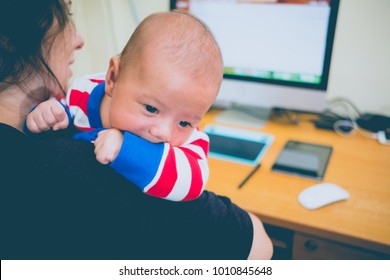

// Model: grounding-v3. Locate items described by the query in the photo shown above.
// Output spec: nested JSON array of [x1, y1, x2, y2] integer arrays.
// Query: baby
[[25, 11, 223, 201]]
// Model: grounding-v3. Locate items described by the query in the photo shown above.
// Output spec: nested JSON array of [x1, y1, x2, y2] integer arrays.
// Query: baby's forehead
[[144, 15, 221, 64], [121, 12, 223, 85]]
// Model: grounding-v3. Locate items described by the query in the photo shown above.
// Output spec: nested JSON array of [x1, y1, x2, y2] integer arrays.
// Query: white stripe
[[183, 143, 207, 158], [68, 106, 91, 129], [66, 72, 106, 97], [143, 143, 170, 192], [183, 129, 209, 144], [165, 148, 192, 201], [198, 157, 209, 190]]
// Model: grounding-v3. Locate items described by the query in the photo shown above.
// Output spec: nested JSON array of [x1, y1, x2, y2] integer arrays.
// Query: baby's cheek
[[169, 131, 193, 147], [110, 110, 139, 132]]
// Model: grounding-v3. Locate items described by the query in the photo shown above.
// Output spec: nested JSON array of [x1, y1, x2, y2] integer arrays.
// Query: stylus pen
[[238, 163, 261, 189]]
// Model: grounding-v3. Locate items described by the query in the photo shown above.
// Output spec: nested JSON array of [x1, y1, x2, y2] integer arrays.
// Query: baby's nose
[[149, 123, 172, 143]]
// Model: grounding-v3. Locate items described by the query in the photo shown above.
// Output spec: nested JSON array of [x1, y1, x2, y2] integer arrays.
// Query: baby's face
[[108, 61, 219, 147]]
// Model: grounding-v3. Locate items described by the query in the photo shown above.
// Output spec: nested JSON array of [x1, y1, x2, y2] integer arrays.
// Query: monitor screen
[[170, 0, 339, 126]]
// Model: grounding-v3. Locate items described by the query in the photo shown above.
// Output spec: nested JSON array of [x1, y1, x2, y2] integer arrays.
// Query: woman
[[0, 0, 273, 259]]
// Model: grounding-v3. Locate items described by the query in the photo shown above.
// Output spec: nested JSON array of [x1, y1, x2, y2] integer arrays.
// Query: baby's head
[[105, 11, 223, 146]]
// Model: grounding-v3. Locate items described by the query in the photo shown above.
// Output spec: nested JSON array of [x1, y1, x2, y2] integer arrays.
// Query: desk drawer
[[293, 232, 389, 260]]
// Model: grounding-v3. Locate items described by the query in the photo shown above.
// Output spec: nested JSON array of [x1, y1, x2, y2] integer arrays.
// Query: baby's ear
[[105, 56, 120, 97]]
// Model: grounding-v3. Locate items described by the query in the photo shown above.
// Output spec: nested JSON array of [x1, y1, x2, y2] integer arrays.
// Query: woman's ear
[[105, 56, 120, 97]]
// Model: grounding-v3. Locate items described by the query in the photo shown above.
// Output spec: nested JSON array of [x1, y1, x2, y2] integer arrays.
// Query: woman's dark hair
[[0, 0, 70, 91]]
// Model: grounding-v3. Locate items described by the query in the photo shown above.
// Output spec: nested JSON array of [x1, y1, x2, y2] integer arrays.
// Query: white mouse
[[298, 182, 350, 210]]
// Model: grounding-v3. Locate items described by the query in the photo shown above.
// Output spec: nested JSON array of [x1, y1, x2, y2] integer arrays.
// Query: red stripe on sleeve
[[73, 125, 94, 132], [180, 147, 203, 201], [89, 79, 104, 84], [146, 148, 177, 198], [189, 138, 209, 156], [68, 90, 90, 117]]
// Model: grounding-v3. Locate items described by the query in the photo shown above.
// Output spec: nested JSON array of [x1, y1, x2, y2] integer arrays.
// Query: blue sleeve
[[109, 132, 165, 191], [72, 128, 105, 142]]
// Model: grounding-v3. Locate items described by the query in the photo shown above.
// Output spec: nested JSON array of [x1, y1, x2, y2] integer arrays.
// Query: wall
[[72, 0, 390, 115], [327, 0, 390, 114], [72, 0, 169, 78]]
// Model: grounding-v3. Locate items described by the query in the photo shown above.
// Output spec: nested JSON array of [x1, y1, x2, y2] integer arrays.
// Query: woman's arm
[[247, 213, 274, 260]]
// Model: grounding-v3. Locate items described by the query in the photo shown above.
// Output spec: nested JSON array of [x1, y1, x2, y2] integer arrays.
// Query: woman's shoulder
[[0, 123, 32, 152], [0, 122, 25, 137]]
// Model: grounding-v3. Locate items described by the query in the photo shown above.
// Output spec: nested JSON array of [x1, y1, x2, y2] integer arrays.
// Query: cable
[[325, 97, 362, 119], [323, 97, 383, 140]]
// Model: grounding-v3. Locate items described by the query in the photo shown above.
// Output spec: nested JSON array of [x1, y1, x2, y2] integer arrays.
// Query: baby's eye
[[179, 121, 192, 128], [145, 105, 158, 114]]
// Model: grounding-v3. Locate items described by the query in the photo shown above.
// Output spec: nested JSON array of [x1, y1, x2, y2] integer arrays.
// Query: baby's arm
[[144, 129, 209, 201], [25, 98, 69, 133], [108, 129, 209, 202]]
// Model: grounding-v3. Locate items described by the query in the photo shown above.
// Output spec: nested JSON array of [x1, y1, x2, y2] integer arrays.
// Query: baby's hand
[[94, 128, 124, 164], [26, 99, 69, 133]]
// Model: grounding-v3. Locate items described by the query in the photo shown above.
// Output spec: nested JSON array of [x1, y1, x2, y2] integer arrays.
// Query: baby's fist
[[94, 129, 124, 164]]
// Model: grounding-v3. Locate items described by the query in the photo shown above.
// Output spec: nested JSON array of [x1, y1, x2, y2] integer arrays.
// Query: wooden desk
[[201, 109, 390, 259]]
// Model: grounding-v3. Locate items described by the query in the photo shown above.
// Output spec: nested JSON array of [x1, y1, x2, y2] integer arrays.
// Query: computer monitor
[[170, 0, 339, 127]]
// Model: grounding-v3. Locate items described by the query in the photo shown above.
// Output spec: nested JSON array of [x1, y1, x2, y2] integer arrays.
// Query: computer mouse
[[298, 182, 350, 210]]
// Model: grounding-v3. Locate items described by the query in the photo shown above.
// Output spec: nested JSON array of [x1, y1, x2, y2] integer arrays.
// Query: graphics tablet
[[204, 125, 274, 165]]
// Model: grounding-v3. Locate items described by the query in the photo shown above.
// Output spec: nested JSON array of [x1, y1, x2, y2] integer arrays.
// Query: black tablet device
[[272, 140, 333, 180]]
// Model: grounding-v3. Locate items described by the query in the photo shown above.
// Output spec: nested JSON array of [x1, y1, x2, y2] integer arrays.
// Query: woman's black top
[[0, 123, 253, 259]]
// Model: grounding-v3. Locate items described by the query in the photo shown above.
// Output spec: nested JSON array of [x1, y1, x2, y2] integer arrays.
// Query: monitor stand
[[215, 104, 271, 129]]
